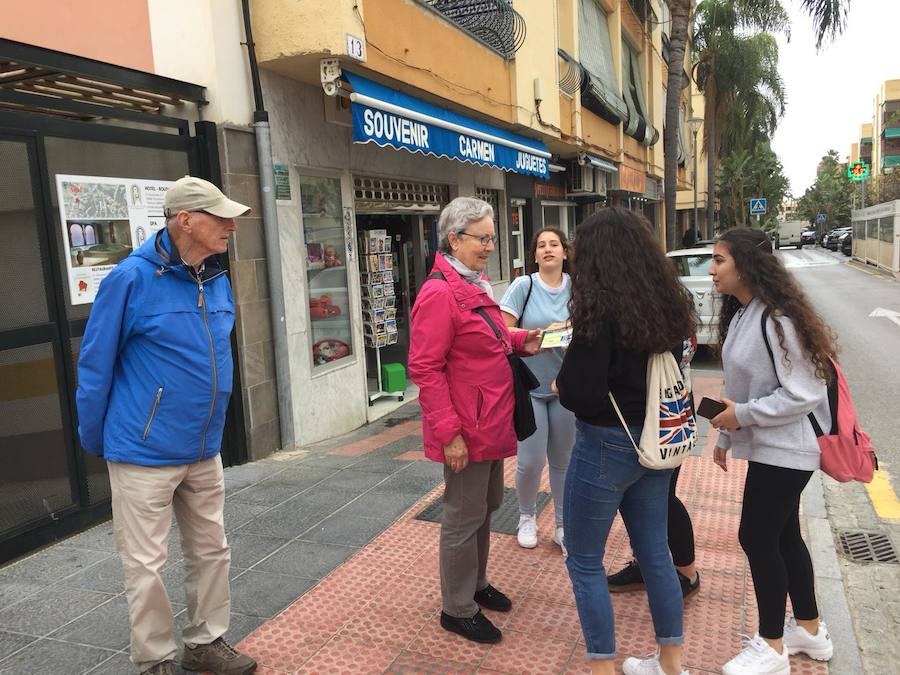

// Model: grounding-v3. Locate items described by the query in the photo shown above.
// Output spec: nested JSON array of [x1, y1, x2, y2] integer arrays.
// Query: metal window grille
[[353, 176, 449, 211], [420, 0, 526, 59]]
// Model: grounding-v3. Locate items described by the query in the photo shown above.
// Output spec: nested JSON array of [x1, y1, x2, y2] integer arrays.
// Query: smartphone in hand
[[696, 397, 727, 420]]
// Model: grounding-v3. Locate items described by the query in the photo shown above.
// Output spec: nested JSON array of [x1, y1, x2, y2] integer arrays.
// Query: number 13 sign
[[346, 34, 366, 62]]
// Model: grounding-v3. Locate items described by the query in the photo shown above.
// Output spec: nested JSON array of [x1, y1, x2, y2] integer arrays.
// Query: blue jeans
[[564, 421, 684, 660]]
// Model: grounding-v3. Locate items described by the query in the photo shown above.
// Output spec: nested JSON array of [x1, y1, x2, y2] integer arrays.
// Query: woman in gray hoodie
[[709, 228, 836, 675]]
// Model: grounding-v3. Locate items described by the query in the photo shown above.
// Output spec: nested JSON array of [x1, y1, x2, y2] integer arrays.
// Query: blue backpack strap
[[427, 271, 445, 282], [760, 307, 831, 436]]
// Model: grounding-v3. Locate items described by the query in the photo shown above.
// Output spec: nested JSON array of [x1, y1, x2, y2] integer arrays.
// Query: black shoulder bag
[[428, 271, 539, 440], [515, 274, 534, 328]]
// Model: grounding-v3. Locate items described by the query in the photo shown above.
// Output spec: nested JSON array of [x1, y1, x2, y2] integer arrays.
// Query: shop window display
[[301, 175, 353, 368]]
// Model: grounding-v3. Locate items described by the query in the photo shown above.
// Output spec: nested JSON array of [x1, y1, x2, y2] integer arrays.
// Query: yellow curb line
[[865, 465, 900, 521]]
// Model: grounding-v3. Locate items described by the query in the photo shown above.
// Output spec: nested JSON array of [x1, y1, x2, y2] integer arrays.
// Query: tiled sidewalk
[[236, 376, 830, 674]]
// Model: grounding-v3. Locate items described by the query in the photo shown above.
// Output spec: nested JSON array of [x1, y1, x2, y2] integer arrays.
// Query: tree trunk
[[706, 111, 716, 236], [664, 0, 692, 251]]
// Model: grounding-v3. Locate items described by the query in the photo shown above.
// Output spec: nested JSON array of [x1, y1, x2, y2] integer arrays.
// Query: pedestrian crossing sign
[[749, 198, 767, 215]]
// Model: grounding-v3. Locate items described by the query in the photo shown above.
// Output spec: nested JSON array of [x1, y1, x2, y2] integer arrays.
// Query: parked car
[[801, 230, 817, 246], [667, 247, 718, 345], [840, 231, 852, 256], [825, 227, 851, 250]]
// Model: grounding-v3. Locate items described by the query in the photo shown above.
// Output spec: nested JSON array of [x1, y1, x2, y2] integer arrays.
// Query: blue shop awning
[[344, 72, 551, 180]]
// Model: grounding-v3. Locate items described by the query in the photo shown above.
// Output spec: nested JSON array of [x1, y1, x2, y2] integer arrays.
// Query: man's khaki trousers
[[108, 455, 231, 672]]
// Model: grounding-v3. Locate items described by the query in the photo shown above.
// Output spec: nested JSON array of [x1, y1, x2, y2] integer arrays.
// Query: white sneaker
[[722, 634, 790, 675], [622, 652, 688, 675], [517, 515, 538, 548], [552, 526, 567, 558], [783, 617, 833, 661]]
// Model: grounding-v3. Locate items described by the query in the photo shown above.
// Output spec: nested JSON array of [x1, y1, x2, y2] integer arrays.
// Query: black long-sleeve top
[[556, 320, 680, 427]]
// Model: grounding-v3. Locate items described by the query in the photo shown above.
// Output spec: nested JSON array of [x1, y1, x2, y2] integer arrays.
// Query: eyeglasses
[[457, 231, 498, 247]]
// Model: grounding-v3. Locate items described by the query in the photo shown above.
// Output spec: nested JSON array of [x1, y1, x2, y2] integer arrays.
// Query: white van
[[776, 220, 806, 249]]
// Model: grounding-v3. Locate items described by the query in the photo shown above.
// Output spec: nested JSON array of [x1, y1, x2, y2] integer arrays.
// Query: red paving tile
[[239, 381, 828, 675], [329, 423, 422, 457], [395, 450, 426, 461]]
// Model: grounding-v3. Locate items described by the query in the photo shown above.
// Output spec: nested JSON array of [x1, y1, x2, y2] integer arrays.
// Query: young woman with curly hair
[[710, 228, 835, 675], [555, 207, 695, 675]]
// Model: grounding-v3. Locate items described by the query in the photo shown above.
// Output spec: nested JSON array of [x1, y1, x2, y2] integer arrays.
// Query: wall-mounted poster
[[56, 174, 174, 305]]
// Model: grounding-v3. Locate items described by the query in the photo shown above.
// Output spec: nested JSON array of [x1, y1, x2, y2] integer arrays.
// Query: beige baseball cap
[[163, 175, 250, 218]]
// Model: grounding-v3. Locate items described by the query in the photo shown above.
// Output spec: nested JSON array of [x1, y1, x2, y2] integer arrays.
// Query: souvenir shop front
[[262, 69, 550, 445]]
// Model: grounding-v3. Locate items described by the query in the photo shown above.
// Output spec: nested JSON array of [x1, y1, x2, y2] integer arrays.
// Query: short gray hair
[[438, 196, 494, 253]]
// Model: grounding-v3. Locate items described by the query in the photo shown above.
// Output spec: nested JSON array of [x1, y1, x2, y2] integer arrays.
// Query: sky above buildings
[[771, 0, 900, 196]]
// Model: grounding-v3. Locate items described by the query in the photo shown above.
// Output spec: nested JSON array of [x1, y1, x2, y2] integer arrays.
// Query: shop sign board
[[344, 72, 551, 180], [535, 182, 567, 199], [56, 174, 173, 305]]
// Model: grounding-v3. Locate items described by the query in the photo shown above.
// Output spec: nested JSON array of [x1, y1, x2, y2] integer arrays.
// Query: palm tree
[[799, 0, 850, 49], [663, 0, 692, 251], [663, 0, 850, 242], [693, 1, 790, 235]]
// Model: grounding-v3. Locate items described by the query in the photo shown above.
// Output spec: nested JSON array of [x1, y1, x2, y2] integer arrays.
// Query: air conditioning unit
[[567, 162, 595, 193]]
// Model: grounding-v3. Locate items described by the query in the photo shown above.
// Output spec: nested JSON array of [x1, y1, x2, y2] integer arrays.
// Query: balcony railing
[[419, 0, 526, 59]]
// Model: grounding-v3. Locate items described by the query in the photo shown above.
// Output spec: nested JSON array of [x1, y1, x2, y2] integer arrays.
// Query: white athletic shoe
[[516, 515, 538, 548], [722, 634, 790, 675], [552, 526, 567, 558], [783, 617, 834, 661], [622, 652, 688, 675]]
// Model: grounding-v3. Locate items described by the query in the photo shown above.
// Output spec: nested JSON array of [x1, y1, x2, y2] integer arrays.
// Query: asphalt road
[[780, 246, 900, 494]]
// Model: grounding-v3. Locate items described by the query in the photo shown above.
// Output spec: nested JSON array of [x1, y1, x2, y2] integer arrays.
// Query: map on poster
[[56, 174, 174, 305]]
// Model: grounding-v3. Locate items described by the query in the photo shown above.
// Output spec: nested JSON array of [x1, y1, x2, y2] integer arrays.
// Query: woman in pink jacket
[[409, 196, 541, 645]]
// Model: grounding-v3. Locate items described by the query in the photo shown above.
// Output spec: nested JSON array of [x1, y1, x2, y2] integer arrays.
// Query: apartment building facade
[[0, 0, 704, 561]]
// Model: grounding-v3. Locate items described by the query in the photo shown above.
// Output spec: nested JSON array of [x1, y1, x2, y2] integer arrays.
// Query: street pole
[[862, 178, 867, 210], [692, 128, 699, 239]]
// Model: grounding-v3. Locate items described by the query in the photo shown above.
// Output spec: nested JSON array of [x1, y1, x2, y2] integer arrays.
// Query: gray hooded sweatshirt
[[717, 298, 829, 471]]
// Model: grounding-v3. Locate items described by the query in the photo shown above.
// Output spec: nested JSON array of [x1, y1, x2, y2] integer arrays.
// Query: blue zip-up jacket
[[76, 229, 235, 466]]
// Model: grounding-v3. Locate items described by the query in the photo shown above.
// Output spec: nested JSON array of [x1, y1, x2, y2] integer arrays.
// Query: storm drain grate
[[838, 530, 899, 563], [415, 487, 551, 534]]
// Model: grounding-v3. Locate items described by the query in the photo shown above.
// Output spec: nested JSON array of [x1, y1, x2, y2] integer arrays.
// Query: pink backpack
[[761, 310, 878, 483]]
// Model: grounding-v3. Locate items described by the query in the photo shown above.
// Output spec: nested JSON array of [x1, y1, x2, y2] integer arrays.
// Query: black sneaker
[[440, 610, 502, 644], [474, 584, 512, 612], [678, 570, 700, 599], [607, 560, 645, 593], [141, 662, 175, 675]]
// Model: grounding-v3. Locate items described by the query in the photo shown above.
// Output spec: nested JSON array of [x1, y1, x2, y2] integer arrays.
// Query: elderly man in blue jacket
[[77, 176, 256, 675]]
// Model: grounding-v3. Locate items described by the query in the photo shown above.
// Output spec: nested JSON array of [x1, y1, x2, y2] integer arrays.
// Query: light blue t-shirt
[[500, 273, 571, 399]]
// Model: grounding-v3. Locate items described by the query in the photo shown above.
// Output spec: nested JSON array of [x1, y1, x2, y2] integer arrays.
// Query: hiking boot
[[181, 637, 257, 674], [678, 570, 701, 599], [517, 514, 538, 548], [141, 662, 175, 675], [722, 634, 789, 675], [474, 583, 512, 612], [783, 617, 833, 661], [440, 610, 502, 643], [607, 560, 645, 592]]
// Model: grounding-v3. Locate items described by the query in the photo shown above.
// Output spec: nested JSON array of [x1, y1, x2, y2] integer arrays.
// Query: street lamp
[[688, 116, 704, 239]]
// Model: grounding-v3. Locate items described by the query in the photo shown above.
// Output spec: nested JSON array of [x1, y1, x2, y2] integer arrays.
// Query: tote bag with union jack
[[608, 351, 697, 470]]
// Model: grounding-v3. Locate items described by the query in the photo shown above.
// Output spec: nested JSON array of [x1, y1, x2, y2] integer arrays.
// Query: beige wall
[[510, 0, 561, 134], [1, 0, 154, 71], [148, 0, 255, 125]]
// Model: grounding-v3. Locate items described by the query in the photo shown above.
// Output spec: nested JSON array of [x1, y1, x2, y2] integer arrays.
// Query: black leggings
[[739, 461, 818, 638], [668, 466, 695, 567]]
